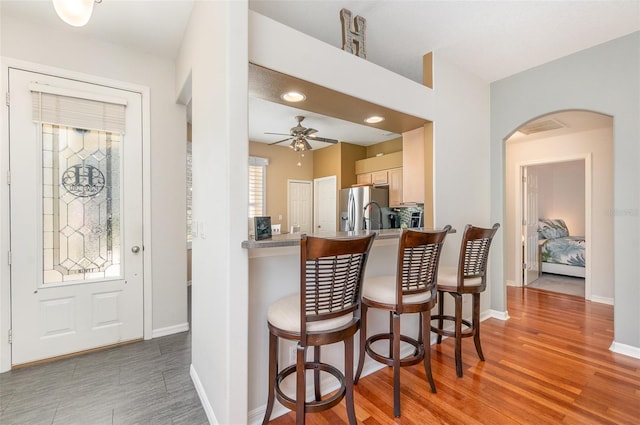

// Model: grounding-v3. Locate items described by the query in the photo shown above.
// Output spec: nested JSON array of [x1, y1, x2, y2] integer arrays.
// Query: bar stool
[[262, 233, 376, 425], [354, 227, 450, 417], [431, 223, 500, 377]]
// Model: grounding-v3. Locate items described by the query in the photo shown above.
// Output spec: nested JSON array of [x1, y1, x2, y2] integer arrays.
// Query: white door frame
[[514, 153, 592, 299], [0, 58, 152, 372]]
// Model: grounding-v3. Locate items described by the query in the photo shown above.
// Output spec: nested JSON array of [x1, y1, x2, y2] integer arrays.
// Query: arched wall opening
[[503, 110, 613, 305]]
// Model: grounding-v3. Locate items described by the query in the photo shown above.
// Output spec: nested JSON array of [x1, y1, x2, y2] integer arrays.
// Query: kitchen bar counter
[[245, 226, 455, 420], [241, 227, 453, 249]]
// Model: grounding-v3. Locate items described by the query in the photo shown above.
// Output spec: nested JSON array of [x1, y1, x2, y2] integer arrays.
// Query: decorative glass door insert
[[42, 124, 122, 284]]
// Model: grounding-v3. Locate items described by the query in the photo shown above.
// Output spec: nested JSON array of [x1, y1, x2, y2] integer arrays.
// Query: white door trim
[[514, 153, 592, 300], [0, 57, 152, 372]]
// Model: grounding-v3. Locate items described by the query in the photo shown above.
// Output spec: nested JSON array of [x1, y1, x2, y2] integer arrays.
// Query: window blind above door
[[30, 82, 127, 134]]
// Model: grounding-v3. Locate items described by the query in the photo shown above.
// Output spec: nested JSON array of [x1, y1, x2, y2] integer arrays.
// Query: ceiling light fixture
[[280, 91, 306, 102], [52, 0, 101, 27], [364, 115, 384, 124]]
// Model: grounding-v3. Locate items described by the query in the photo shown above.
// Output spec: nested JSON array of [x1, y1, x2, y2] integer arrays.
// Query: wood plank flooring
[[267, 287, 640, 424]]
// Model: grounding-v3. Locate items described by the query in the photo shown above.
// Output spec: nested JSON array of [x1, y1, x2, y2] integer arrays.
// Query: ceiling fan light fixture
[[364, 115, 385, 124], [52, 0, 99, 27], [281, 91, 306, 102]]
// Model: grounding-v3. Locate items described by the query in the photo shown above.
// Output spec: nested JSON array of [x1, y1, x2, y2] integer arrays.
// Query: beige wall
[[532, 160, 585, 235], [249, 141, 314, 229], [340, 143, 367, 188], [365, 137, 402, 157], [313, 143, 341, 185]]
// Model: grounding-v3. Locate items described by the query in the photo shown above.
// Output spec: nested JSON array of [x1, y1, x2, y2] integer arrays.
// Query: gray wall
[[491, 32, 640, 349]]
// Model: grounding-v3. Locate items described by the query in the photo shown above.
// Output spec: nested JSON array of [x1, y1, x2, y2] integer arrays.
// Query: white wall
[[432, 55, 495, 317], [0, 16, 188, 369], [534, 161, 586, 235], [176, 2, 249, 424], [505, 125, 613, 300], [492, 32, 640, 352]]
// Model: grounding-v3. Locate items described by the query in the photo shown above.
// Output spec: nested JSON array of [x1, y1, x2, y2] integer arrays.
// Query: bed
[[538, 218, 585, 278]]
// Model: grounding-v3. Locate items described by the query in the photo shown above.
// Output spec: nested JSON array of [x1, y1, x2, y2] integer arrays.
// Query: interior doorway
[[505, 110, 613, 304]]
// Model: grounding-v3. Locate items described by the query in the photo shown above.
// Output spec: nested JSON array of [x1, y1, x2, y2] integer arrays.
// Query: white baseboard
[[191, 364, 218, 425], [152, 322, 189, 338], [483, 309, 510, 321], [589, 295, 614, 305], [609, 341, 640, 359], [506, 280, 519, 287]]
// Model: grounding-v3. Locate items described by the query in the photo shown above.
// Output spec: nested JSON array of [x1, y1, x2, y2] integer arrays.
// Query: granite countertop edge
[[241, 228, 455, 249]]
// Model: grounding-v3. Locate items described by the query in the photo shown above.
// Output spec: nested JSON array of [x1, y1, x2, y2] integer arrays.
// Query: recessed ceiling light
[[364, 115, 384, 124], [281, 91, 306, 102]]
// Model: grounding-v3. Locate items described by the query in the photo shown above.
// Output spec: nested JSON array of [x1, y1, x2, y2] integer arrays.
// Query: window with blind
[[249, 156, 268, 217]]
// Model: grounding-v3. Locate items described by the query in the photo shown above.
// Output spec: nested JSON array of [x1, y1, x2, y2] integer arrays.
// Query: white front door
[[523, 166, 540, 285], [314, 176, 337, 234], [9, 69, 144, 366], [288, 180, 312, 233]]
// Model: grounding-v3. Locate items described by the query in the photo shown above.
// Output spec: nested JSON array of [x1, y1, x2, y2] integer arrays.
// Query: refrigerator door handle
[[348, 190, 355, 231]]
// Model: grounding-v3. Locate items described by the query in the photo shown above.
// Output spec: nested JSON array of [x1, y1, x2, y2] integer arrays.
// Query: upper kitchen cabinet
[[401, 127, 425, 205]]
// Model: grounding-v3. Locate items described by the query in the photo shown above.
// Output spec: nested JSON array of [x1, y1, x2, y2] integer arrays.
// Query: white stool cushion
[[362, 275, 433, 305], [268, 294, 354, 333], [437, 266, 482, 287]]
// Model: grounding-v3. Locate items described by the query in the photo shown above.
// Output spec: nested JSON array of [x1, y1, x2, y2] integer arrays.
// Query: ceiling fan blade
[[308, 135, 339, 144], [264, 132, 290, 136], [303, 127, 318, 136], [268, 137, 293, 145], [303, 139, 313, 151]]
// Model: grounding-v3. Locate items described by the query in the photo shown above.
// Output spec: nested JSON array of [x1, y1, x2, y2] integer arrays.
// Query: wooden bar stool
[[354, 227, 450, 417], [430, 223, 500, 377], [262, 233, 376, 425]]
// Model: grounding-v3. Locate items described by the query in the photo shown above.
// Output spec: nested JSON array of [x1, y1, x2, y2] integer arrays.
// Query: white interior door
[[523, 166, 540, 285], [9, 69, 144, 365], [288, 180, 312, 233], [314, 176, 337, 234]]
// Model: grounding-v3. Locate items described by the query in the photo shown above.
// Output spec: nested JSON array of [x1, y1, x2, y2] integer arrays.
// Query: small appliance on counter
[[410, 211, 424, 228]]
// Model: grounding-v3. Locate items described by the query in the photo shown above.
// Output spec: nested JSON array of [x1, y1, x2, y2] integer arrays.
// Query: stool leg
[[388, 311, 394, 361], [313, 346, 321, 401], [355, 303, 368, 383], [436, 291, 444, 344], [472, 293, 484, 361], [421, 310, 436, 393], [454, 293, 463, 377], [296, 343, 306, 425], [262, 331, 278, 425], [344, 335, 357, 425], [392, 312, 401, 417]]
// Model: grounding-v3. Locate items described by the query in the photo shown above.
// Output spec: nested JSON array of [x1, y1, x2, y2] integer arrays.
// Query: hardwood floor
[[267, 287, 640, 424]]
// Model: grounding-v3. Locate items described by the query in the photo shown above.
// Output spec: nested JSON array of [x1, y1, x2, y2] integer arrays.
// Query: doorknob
[[131, 246, 141, 254]]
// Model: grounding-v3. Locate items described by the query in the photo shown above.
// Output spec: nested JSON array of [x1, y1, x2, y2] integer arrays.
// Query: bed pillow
[[538, 219, 569, 239]]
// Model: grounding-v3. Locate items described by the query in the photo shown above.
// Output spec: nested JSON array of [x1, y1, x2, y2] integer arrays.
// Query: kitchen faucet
[[362, 201, 383, 230]]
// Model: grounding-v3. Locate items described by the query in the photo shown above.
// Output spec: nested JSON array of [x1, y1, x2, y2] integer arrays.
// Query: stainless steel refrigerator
[[339, 186, 389, 231]]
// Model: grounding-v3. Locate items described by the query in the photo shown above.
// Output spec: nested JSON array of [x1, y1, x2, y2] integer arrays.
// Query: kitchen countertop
[[241, 227, 455, 249]]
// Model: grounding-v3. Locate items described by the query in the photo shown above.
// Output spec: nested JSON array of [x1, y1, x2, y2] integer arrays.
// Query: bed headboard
[[538, 219, 569, 239]]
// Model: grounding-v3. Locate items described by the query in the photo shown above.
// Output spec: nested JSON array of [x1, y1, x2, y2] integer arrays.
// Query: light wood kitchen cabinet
[[402, 127, 425, 204], [356, 173, 372, 185], [388, 167, 403, 207], [371, 170, 388, 185]]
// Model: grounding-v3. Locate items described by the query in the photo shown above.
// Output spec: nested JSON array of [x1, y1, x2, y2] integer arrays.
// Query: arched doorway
[[503, 110, 613, 304]]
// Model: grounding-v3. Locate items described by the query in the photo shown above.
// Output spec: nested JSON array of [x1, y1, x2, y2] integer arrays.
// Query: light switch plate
[[200, 221, 206, 239]]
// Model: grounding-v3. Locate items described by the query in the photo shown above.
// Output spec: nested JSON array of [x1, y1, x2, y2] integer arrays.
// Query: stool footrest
[[431, 314, 475, 338], [364, 333, 424, 367], [275, 361, 346, 413]]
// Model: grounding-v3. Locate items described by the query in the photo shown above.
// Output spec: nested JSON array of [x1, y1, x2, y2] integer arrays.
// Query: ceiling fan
[[266, 115, 339, 151]]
